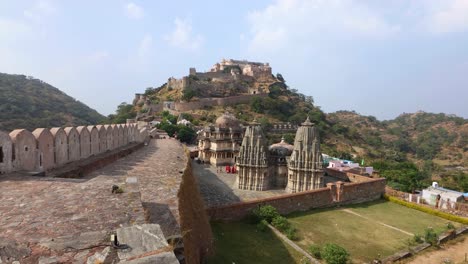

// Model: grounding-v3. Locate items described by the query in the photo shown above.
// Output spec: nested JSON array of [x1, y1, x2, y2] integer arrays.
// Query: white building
[[422, 182, 465, 209]]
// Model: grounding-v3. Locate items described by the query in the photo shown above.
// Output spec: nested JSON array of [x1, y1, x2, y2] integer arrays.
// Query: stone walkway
[[87, 138, 186, 237], [193, 162, 287, 207], [0, 138, 186, 263]]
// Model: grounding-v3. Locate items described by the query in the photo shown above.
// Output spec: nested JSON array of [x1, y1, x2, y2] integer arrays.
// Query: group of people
[[216, 165, 237, 173]]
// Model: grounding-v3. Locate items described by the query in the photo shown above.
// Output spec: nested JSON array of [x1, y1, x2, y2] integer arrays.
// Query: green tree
[[176, 125, 197, 144], [181, 88, 196, 101], [109, 102, 136, 124]]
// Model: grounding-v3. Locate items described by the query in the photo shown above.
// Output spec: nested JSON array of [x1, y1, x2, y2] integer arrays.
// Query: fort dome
[[215, 112, 240, 128], [269, 137, 294, 156]]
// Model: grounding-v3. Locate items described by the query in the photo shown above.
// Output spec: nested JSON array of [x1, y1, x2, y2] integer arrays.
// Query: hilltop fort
[[133, 59, 283, 118]]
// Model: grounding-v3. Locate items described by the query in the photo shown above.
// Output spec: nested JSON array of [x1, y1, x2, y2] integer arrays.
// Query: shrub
[[253, 205, 280, 223], [256, 219, 268, 232], [271, 216, 290, 232], [446, 222, 455, 230], [424, 227, 438, 246], [322, 243, 349, 264], [384, 194, 468, 225], [413, 234, 423, 244], [308, 244, 322, 259], [285, 227, 298, 241]]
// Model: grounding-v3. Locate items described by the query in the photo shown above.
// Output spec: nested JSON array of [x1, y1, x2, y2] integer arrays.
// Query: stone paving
[[87, 138, 187, 237], [193, 162, 341, 207], [193, 162, 286, 207], [0, 138, 186, 263]]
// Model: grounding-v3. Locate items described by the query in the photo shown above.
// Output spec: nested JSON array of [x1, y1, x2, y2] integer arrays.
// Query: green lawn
[[208, 221, 305, 264], [347, 200, 457, 235], [287, 200, 459, 263]]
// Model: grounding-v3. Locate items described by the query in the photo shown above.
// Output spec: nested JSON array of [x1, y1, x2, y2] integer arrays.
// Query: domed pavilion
[[197, 112, 243, 166]]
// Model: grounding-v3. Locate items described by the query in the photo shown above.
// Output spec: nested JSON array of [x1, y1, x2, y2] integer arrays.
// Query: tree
[[322, 243, 349, 264], [181, 88, 196, 102], [177, 125, 197, 144], [109, 102, 136, 124], [250, 97, 265, 113], [276, 73, 285, 82]]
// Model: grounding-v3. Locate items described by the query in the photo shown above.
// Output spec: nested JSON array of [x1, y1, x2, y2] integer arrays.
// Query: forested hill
[[0, 73, 105, 131], [327, 111, 467, 167]]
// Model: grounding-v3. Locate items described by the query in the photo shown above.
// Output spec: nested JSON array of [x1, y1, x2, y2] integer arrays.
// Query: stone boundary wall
[[206, 178, 386, 221], [324, 168, 377, 183], [386, 187, 468, 217], [178, 151, 214, 264], [0, 124, 148, 174], [48, 142, 144, 179], [174, 93, 268, 112], [382, 226, 468, 263]]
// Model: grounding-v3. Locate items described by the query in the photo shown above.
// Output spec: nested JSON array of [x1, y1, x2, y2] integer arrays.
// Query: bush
[[424, 227, 438, 246], [322, 243, 349, 264], [253, 205, 280, 223], [271, 216, 290, 232], [256, 219, 268, 232], [384, 194, 468, 225], [285, 227, 298, 241], [413, 234, 423, 244], [446, 222, 455, 230], [308, 244, 322, 259]]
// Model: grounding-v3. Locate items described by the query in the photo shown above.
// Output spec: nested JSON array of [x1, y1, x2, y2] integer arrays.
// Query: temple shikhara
[[197, 113, 324, 193]]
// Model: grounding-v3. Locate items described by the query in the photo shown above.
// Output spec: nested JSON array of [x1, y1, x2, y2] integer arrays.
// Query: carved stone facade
[[236, 117, 324, 193], [198, 113, 243, 166], [236, 121, 271, 190], [286, 117, 324, 193]]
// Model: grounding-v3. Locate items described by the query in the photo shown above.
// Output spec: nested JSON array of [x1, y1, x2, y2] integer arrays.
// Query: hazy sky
[[1, 0, 468, 120]]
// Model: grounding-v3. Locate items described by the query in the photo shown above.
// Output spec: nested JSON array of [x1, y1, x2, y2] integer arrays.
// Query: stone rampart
[[0, 124, 148, 174], [174, 93, 267, 112], [206, 178, 386, 221], [178, 151, 214, 264]]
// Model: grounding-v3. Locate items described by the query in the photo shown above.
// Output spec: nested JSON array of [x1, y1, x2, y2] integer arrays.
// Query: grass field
[[207, 221, 304, 264], [288, 200, 459, 263]]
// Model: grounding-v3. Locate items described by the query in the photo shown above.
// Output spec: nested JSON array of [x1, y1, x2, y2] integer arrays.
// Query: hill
[[113, 59, 467, 191], [327, 111, 467, 167], [0, 73, 105, 131]]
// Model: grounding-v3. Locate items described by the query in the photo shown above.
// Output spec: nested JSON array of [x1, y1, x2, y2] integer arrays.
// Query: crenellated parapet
[[0, 123, 147, 174]]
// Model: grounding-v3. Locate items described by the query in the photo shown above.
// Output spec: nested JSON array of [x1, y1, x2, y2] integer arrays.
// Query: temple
[[197, 113, 243, 166], [286, 117, 324, 192], [236, 117, 324, 193]]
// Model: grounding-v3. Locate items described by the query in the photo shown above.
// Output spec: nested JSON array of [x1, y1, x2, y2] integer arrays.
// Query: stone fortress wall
[[0, 123, 149, 174], [172, 93, 268, 112], [207, 177, 386, 221]]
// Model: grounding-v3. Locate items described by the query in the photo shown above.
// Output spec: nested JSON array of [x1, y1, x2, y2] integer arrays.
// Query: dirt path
[[267, 224, 321, 264], [406, 237, 468, 264], [342, 209, 414, 236]]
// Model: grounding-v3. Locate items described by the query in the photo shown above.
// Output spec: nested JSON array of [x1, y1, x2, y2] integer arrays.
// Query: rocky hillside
[[327, 111, 468, 167], [0, 73, 105, 131]]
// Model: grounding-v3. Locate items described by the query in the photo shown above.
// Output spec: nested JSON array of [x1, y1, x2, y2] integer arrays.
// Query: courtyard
[[209, 200, 461, 263], [193, 161, 340, 207]]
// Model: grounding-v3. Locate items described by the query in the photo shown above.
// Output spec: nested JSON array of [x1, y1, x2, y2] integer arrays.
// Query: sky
[[1, 0, 468, 120]]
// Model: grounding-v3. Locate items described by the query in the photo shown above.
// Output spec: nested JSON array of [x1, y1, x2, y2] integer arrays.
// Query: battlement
[[0, 123, 148, 174]]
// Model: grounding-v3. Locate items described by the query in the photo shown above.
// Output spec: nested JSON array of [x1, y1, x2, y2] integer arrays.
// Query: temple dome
[[269, 137, 294, 156], [215, 112, 240, 128]]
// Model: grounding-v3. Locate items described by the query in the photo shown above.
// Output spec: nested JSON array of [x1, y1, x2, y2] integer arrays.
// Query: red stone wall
[[206, 178, 386, 221]]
